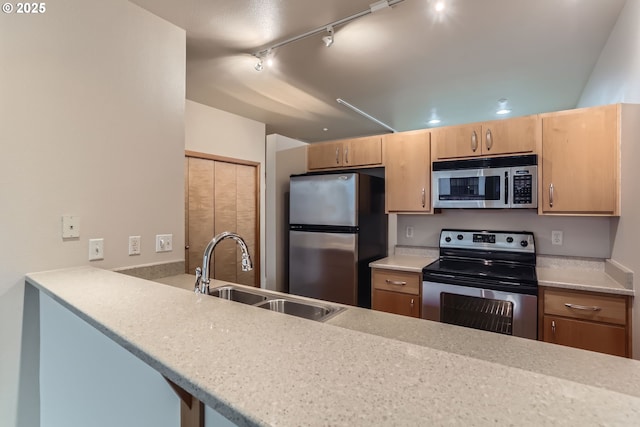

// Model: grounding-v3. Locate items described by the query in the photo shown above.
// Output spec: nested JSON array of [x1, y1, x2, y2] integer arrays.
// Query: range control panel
[[440, 229, 535, 253]]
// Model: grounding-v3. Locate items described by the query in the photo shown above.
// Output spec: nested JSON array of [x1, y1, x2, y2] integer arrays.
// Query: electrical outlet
[[128, 236, 141, 255], [406, 226, 414, 238], [89, 238, 104, 261], [155, 234, 173, 252], [551, 230, 563, 246]]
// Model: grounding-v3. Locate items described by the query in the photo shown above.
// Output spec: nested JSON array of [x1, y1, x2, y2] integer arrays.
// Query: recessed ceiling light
[[496, 98, 511, 115], [428, 118, 441, 125], [323, 128, 329, 131], [435, 1, 445, 12]]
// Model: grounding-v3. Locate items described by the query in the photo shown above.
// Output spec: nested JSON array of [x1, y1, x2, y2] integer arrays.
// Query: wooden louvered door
[[185, 152, 260, 287]]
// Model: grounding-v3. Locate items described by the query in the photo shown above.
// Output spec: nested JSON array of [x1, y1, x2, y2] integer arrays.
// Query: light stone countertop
[[538, 267, 634, 296], [27, 267, 640, 426], [368, 254, 435, 272]]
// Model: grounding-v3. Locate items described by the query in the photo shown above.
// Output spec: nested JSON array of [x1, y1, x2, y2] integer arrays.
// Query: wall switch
[[89, 238, 104, 261], [128, 236, 141, 255], [155, 234, 173, 252], [62, 215, 80, 239], [551, 230, 563, 246], [406, 226, 414, 238]]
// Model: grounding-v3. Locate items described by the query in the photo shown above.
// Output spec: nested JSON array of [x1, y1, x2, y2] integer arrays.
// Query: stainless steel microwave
[[432, 155, 538, 209]]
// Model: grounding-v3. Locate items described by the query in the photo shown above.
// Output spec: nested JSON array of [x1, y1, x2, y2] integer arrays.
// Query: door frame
[[185, 150, 261, 287]]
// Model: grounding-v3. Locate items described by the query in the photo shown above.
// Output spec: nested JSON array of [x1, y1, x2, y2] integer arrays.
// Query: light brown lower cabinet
[[539, 287, 632, 358], [371, 268, 421, 318]]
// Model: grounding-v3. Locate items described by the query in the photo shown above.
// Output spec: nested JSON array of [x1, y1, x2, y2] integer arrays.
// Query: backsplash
[[397, 209, 611, 259]]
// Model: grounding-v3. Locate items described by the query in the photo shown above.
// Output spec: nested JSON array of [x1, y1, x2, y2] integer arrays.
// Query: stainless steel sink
[[208, 286, 268, 305], [208, 285, 345, 322], [255, 298, 343, 322]]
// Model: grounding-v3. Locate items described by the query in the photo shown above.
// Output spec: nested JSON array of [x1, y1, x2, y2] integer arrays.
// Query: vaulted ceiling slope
[[130, 0, 626, 142]]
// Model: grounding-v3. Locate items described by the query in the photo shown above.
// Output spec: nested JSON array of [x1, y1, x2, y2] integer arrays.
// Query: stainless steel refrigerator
[[288, 172, 387, 308]]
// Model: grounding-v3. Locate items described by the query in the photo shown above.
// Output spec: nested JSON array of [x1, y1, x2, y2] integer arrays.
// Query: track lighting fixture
[[254, 57, 263, 71], [249, 0, 406, 69], [322, 26, 334, 47]]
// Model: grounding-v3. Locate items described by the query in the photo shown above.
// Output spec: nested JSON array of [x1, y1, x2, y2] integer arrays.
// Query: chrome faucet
[[194, 231, 253, 294]]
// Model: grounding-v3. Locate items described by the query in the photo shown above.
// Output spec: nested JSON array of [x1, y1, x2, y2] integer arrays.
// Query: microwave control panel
[[512, 171, 533, 205]]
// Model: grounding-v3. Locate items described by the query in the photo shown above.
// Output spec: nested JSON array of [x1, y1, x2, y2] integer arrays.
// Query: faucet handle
[[194, 267, 202, 293]]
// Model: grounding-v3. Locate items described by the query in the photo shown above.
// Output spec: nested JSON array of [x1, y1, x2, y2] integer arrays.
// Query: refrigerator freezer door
[[289, 173, 357, 227], [289, 230, 358, 305]]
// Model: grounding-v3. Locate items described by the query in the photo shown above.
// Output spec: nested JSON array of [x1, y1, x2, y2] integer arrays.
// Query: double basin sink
[[209, 285, 345, 322]]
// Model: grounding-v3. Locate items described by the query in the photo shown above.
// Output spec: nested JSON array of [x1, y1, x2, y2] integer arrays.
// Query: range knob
[[506, 237, 514, 243], [445, 236, 452, 243], [457, 234, 464, 241], [520, 240, 528, 247]]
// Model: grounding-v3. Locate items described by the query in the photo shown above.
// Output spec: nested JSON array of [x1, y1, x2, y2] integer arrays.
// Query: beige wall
[[184, 100, 267, 285], [0, 1, 186, 425], [577, 0, 640, 359], [265, 135, 308, 291]]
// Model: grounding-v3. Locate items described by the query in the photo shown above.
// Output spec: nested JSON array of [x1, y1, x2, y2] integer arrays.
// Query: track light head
[[254, 58, 263, 71], [322, 26, 334, 47]]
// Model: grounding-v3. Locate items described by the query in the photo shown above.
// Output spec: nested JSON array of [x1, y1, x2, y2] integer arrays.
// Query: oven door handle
[[427, 273, 457, 279]]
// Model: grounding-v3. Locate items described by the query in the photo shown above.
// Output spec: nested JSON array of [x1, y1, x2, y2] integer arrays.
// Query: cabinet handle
[[344, 146, 349, 164], [549, 183, 554, 208], [485, 128, 493, 151], [564, 303, 602, 312], [421, 188, 426, 208], [410, 298, 415, 308], [185, 245, 190, 250], [551, 320, 556, 337], [335, 147, 340, 164], [471, 131, 478, 152], [385, 279, 407, 286]]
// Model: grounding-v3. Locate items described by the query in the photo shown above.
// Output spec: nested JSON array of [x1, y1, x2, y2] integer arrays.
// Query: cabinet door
[[432, 124, 482, 159], [482, 115, 537, 156], [307, 141, 343, 170], [372, 289, 421, 318], [542, 316, 627, 357], [343, 136, 382, 167], [541, 105, 618, 214], [384, 130, 430, 212]]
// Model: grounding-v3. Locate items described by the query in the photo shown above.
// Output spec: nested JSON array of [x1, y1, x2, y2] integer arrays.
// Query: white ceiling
[[130, 0, 626, 142]]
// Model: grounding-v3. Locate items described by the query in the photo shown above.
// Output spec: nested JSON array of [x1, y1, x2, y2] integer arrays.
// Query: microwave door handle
[[504, 171, 509, 206]]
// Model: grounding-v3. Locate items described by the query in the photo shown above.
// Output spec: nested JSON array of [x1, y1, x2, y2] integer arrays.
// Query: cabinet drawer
[[544, 289, 627, 325], [372, 289, 421, 318], [543, 316, 627, 357], [372, 269, 420, 295]]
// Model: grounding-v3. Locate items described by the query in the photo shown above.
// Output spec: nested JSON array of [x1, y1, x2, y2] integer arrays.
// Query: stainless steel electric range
[[422, 229, 538, 340]]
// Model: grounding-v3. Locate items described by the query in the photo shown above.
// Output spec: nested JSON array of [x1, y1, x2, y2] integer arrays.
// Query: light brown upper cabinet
[[540, 104, 619, 215], [384, 130, 431, 213], [307, 135, 382, 170], [432, 115, 538, 160]]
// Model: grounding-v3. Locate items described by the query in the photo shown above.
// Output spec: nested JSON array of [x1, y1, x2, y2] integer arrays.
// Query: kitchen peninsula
[[28, 267, 640, 426]]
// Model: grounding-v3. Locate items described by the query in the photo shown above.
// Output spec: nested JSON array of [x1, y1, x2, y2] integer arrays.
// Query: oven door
[[432, 167, 509, 209], [422, 281, 537, 339]]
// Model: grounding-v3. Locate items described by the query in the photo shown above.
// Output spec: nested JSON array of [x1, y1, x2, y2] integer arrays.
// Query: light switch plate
[[128, 236, 141, 255], [62, 215, 80, 239], [155, 234, 173, 252], [89, 238, 104, 261]]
